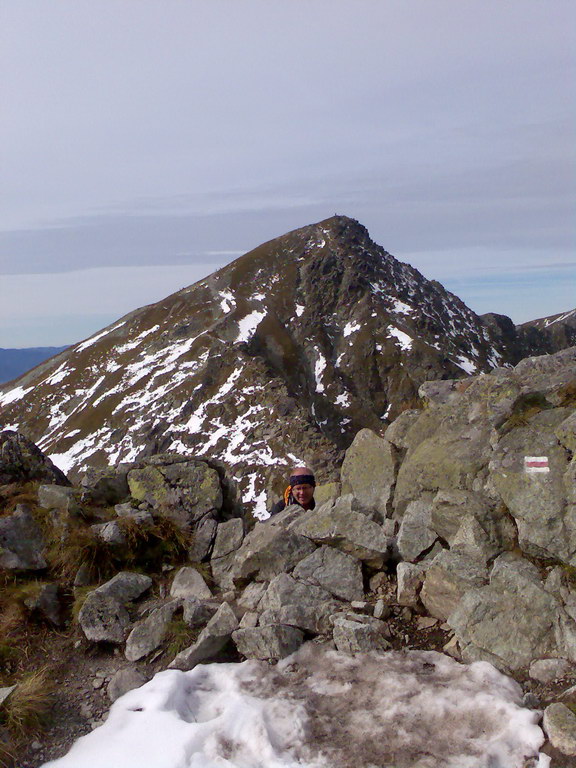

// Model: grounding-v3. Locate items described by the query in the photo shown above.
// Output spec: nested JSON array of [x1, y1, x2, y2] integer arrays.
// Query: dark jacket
[[268, 496, 316, 517]]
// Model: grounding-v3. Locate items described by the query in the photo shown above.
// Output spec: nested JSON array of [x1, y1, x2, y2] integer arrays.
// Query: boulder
[[80, 466, 129, 505], [169, 602, 238, 670], [211, 511, 316, 589], [556, 410, 576, 452], [0, 430, 69, 485], [125, 601, 180, 661], [290, 495, 390, 568], [340, 428, 396, 519], [529, 658, 573, 684], [91, 521, 126, 546], [293, 545, 364, 602], [211, 518, 244, 560], [396, 494, 437, 561], [332, 615, 391, 653], [384, 409, 421, 450], [489, 412, 574, 564], [188, 516, 218, 562], [313, 482, 341, 508], [448, 554, 561, 670], [78, 591, 131, 644], [429, 490, 515, 553], [24, 583, 62, 626], [543, 703, 576, 756], [115, 503, 153, 525], [96, 572, 152, 603], [237, 582, 268, 612], [420, 549, 488, 621], [127, 457, 222, 528], [182, 598, 219, 629], [396, 562, 427, 607], [169, 567, 212, 600], [258, 573, 341, 634], [232, 625, 304, 661], [38, 484, 82, 515], [107, 667, 147, 703], [0, 504, 47, 571]]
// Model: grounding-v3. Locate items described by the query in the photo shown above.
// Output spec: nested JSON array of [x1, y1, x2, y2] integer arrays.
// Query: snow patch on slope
[[387, 326, 413, 351], [236, 311, 265, 343]]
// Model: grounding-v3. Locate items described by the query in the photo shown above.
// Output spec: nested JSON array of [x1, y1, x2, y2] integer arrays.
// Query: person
[[268, 466, 316, 517]]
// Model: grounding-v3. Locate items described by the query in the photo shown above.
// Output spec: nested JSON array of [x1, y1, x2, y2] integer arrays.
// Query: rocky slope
[[0, 216, 537, 512], [1, 345, 576, 765]]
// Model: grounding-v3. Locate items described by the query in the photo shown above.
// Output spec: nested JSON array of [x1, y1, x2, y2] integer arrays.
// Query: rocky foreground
[[0, 345, 575, 766]]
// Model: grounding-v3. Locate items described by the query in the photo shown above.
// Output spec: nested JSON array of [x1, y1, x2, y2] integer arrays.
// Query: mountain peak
[[0, 217, 570, 514]]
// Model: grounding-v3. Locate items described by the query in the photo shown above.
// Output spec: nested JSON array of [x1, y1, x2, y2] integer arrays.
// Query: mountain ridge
[[1, 215, 574, 514]]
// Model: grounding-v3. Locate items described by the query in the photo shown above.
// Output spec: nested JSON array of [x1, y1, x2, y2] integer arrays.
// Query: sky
[[42, 645, 549, 768], [1, 0, 574, 348]]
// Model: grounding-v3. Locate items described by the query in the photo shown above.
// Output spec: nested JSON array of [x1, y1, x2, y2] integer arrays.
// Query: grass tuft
[[165, 618, 197, 659], [1, 667, 54, 738]]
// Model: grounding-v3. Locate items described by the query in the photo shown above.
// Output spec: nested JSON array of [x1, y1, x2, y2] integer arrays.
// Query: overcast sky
[[1, 0, 574, 347]]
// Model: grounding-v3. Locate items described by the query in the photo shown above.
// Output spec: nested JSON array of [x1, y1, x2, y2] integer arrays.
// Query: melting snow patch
[[42, 645, 549, 768], [387, 326, 413, 351], [454, 355, 477, 375], [115, 325, 161, 354], [0, 385, 34, 407], [335, 393, 351, 407], [235, 311, 266, 343], [44, 364, 71, 386], [295, 304, 305, 317], [75, 322, 125, 352], [343, 320, 361, 338], [392, 298, 414, 315], [314, 352, 327, 393], [219, 290, 236, 313]]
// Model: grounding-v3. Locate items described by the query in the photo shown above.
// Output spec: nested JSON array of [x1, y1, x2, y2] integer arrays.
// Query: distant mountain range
[[0, 346, 69, 384], [0, 216, 574, 513]]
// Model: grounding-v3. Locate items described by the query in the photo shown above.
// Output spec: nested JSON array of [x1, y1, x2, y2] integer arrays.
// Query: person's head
[[289, 466, 315, 508]]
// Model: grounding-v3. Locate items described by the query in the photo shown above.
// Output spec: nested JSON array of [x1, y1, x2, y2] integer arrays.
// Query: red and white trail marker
[[524, 456, 549, 474]]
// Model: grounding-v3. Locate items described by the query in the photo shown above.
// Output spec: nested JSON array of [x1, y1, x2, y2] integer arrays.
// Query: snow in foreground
[[42, 644, 549, 768]]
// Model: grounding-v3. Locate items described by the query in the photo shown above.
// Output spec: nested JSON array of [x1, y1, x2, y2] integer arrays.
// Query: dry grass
[[1, 667, 54, 738], [165, 618, 197, 659]]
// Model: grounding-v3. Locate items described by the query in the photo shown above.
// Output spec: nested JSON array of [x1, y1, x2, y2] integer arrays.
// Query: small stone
[[80, 703, 93, 718], [523, 692, 541, 709], [92, 678, 103, 689], [443, 635, 460, 660], [31, 741, 42, 751], [529, 658, 572, 684], [107, 667, 147, 703], [239, 611, 259, 628], [417, 616, 438, 630], [401, 607, 413, 620], [350, 601, 370, 612], [170, 567, 212, 600], [369, 572, 388, 593], [543, 703, 576, 756], [0, 686, 16, 707], [373, 600, 391, 620], [221, 591, 236, 603]]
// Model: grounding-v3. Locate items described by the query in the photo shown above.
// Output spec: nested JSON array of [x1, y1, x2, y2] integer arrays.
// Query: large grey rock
[[396, 562, 427, 607], [293, 546, 364, 602], [556, 410, 576, 452], [96, 572, 152, 603], [107, 667, 147, 703], [211, 519, 244, 560], [396, 494, 437, 561], [81, 466, 129, 505], [78, 591, 131, 643], [211, 511, 316, 589], [290, 495, 390, 568], [169, 602, 238, 670], [24, 583, 62, 626], [182, 598, 219, 629], [237, 582, 267, 612], [529, 658, 572, 684], [169, 567, 212, 600], [115, 503, 153, 525], [38, 484, 81, 515], [188, 516, 218, 562], [127, 457, 222, 528], [543, 703, 576, 756], [340, 428, 396, 519], [332, 615, 391, 653], [0, 505, 47, 571], [232, 624, 304, 661], [420, 549, 488, 621], [0, 430, 70, 485], [448, 554, 561, 670], [489, 413, 575, 563], [429, 489, 515, 554], [125, 601, 180, 661], [258, 573, 341, 633], [384, 409, 421, 450]]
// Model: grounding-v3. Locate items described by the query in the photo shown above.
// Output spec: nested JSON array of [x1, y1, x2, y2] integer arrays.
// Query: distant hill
[[0, 346, 69, 384]]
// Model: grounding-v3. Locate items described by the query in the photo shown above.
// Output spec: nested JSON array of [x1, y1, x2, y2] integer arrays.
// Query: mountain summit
[[0, 216, 567, 512]]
